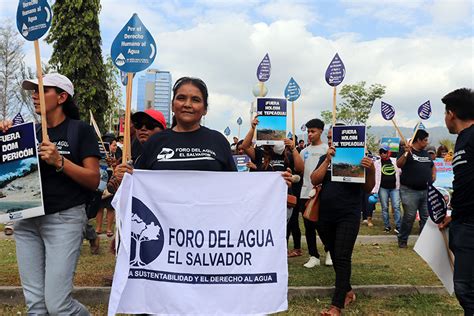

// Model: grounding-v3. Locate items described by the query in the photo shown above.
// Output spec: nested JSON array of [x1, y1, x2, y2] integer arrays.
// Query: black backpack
[[36, 120, 106, 219]]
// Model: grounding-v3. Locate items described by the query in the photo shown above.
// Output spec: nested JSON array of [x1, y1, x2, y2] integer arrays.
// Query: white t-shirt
[[299, 143, 329, 199]]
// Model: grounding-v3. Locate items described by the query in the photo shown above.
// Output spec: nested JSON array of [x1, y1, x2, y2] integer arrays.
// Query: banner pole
[[332, 86, 337, 126], [122, 73, 133, 163], [34, 40, 48, 141], [291, 101, 296, 144], [391, 119, 407, 144], [410, 121, 421, 145]]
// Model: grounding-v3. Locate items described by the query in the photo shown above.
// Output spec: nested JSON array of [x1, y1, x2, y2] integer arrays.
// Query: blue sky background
[[333, 147, 365, 166], [0, 0, 472, 136]]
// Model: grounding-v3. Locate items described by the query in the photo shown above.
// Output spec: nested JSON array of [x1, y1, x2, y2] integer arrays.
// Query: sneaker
[[325, 252, 333, 266], [398, 241, 407, 248], [394, 228, 400, 234], [303, 256, 320, 268], [384, 227, 391, 233], [362, 219, 368, 225]]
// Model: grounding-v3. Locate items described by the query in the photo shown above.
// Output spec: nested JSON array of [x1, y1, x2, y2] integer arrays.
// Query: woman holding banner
[[1, 73, 100, 315], [311, 126, 375, 316]]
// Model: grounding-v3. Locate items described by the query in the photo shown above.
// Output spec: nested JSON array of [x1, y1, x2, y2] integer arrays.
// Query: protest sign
[[256, 98, 287, 145], [111, 13, 156, 162], [0, 122, 44, 223], [332, 125, 366, 183], [256, 53, 271, 83], [237, 117, 243, 138], [16, 0, 52, 141], [433, 158, 454, 189], [284, 77, 301, 143], [109, 171, 288, 315], [414, 219, 454, 289], [325, 53, 345, 125], [380, 101, 406, 143], [301, 123, 306, 132], [233, 155, 251, 172], [224, 126, 231, 137], [418, 100, 432, 120], [380, 137, 400, 153], [427, 184, 448, 224]]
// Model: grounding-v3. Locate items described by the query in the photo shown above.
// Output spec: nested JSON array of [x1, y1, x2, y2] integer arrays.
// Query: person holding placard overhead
[[438, 88, 474, 315], [311, 124, 375, 315], [396, 129, 436, 248], [0, 73, 100, 315]]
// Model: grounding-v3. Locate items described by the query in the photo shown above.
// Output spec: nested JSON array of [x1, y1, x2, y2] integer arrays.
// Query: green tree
[[103, 56, 123, 132], [439, 138, 455, 151], [46, 0, 108, 129], [321, 81, 386, 125]]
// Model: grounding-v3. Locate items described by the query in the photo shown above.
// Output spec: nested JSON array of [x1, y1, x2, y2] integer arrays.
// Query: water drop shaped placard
[[16, 0, 52, 41], [325, 53, 345, 87], [284, 77, 301, 102], [256, 53, 271, 82]]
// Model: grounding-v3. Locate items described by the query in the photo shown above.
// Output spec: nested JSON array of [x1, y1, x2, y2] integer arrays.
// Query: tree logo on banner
[[381, 101, 396, 120], [325, 53, 346, 87], [418, 100, 432, 120], [111, 14, 157, 73], [284, 77, 301, 102], [16, 0, 52, 41], [130, 197, 164, 267], [224, 126, 231, 136], [256, 53, 271, 82]]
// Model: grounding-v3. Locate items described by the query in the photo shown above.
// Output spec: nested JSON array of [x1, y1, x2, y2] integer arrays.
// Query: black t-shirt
[[380, 159, 396, 189], [135, 126, 236, 171], [451, 124, 474, 220], [254, 147, 294, 172], [316, 155, 364, 222], [398, 148, 434, 190], [37, 118, 101, 214]]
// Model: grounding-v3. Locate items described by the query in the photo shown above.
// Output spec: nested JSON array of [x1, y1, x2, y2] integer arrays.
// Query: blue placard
[[414, 122, 426, 132], [301, 123, 306, 132], [237, 117, 242, 126], [256, 53, 271, 82], [381, 101, 395, 121], [256, 98, 287, 145], [284, 77, 301, 102], [417, 100, 431, 120], [111, 14, 157, 73], [224, 126, 231, 136], [325, 53, 345, 87], [16, 0, 52, 41], [427, 184, 447, 224], [331, 125, 366, 183], [233, 155, 250, 172]]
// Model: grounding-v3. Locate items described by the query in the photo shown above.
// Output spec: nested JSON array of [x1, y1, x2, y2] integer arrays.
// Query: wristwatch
[[55, 155, 65, 173]]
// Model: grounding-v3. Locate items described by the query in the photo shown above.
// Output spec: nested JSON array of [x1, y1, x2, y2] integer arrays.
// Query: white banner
[[108, 170, 288, 315]]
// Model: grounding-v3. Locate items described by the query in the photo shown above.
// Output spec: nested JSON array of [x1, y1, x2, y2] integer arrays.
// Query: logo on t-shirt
[[156, 147, 216, 162], [381, 163, 396, 176], [412, 153, 431, 163], [157, 148, 175, 160], [54, 140, 71, 155]]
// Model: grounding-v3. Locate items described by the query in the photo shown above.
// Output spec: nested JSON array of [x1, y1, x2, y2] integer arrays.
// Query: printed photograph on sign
[[380, 137, 400, 153], [0, 122, 44, 223], [331, 125, 366, 183], [233, 155, 251, 172], [256, 98, 287, 145]]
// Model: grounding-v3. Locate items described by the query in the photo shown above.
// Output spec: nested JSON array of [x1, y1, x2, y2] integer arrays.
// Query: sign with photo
[[331, 125, 366, 183], [0, 122, 44, 222], [256, 98, 287, 145], [380, 137, 400, 153], [233, 155, 251, 172]]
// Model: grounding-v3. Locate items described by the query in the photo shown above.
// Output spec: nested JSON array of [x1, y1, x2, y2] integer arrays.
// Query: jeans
[[379, 187, 401, 230], [317, 217, 360, 309], [449, 218, 474, 315], [398, 186, 428, 244], [14, 205, 90, 316], [286, 199, 302, 249]]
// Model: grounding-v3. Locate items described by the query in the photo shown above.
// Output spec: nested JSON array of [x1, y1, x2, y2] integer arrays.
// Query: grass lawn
[[0, 294, 462, 315]]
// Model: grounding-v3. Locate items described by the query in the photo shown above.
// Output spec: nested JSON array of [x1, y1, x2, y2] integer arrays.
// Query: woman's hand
[[39, 140, 62, 168], [284, 138, 295, 150], [361, 156, 375, 171], [281, 167, 293, 187], [0, 120, 13, 133]]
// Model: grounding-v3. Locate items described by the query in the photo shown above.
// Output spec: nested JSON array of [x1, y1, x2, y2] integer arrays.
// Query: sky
[[1, 0, 473, 137]]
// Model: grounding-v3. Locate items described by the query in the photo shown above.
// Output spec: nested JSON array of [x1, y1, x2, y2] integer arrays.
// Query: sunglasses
[[133, 120, 162, 130]]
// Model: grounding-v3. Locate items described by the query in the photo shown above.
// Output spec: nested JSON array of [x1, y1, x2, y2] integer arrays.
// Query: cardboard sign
[[381, 101, 395, 120], [256, 53, 271, 82], [16, 0, 52, 41], [111, 14, 157, 73], [233, 155, 251, 172], [331, 125, 366, 183], [380, 137, 400, 153], [427, 184, 447, 224], [418, 100, 432, 120], [325, 53, 345, 87], [256, 98, 287, 145], [284, 77, 301, 102], [0, 122, 44, 222]]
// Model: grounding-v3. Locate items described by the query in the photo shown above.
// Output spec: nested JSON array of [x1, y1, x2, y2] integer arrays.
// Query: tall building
[[136, 69, 172, 127]]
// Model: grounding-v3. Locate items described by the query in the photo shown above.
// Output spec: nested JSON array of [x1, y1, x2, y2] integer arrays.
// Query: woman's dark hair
[[413, 129, 429, 143], [54, 87, 80, 120], [172, 77, 209, 109], [436, 145, 448, 158]]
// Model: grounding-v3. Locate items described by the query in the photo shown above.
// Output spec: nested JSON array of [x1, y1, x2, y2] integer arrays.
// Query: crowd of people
[[0, 73, 472, 315]]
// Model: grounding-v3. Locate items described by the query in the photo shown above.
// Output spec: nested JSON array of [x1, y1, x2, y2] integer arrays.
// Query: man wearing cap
[[426, 146, 437, 161], [373, 145, 402, 234]]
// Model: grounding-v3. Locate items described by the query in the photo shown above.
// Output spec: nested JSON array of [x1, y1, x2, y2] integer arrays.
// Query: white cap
[[22, 73, 74, 97]]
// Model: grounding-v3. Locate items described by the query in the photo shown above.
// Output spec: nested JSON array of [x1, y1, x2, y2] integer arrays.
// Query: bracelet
[[55, 155, 64, 173]]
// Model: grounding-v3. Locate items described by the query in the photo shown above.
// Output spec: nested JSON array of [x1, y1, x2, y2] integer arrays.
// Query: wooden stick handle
[[34, 40, 48, 141], [410, 121, 421, 145], [122, 73, 133, 164], [441, 229, 454, 272], [291, 101, 295, 144], [391, 119, 407, 144], [332, 87, 337, 126]]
